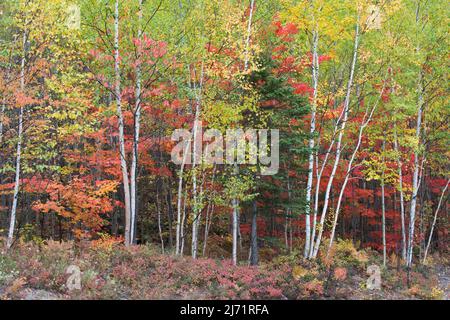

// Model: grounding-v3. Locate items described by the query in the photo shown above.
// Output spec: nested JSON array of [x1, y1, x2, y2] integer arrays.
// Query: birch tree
[[310, 16, 360, 259], [327, 76, 387, 256], [423, 179, 449, 264], [129, 0, 143, 245], [393, 126, 407, 260], [6, 30, 26, 249], [113, 0, 132, 246], [406, 0, 425, 268]]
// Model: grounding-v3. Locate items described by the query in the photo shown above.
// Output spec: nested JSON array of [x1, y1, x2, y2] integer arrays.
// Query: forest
[[0, 0, 448, 301]]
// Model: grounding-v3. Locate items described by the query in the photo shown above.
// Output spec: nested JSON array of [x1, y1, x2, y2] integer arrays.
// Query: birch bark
[[7, 31, 27, 250], [304, 27, 319, 258], [114, 0, 132, 246], [232, 0, 255, 266], [130, 0, 143, 245], [393, 126, 407, 260], [311, 19, 360, 259], [326, 79, 385, 256], [423, 179, 449, 263]]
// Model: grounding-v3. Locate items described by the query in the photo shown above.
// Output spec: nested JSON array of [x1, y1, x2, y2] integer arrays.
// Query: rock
[[21, 288, 62, 300]]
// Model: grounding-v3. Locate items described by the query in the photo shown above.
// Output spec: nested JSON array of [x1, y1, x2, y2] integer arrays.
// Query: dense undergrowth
[[0, 238, 446, 300]]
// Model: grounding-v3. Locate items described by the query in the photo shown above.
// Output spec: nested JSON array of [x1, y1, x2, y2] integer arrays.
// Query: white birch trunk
[[309, 72, 348, 258], [191, 63, 204, 259], [7, 31, 27, 250], [129, 0, 143, 245], [393, 127, 407, 260], [231, 0, 255, 266], [114, 0, 132, 246], [180, 191, 187, 255], [423, 179, 449, 264], [406, 0, 427, 268], [304, 28, 319, 258], [407, 66, 423, 268], [309, 131, 338, 257], [311, 20, 360, 259], [326, 75, 386, 256], [232, 197, 239, 265], [406, 93, 422, 267]]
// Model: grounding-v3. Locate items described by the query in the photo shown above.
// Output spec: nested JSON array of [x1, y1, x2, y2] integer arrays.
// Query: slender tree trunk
[[243, 0, 255, 72], [180, 191, 187, 255], [175, 139, 191, 255], [407, 0, 426, 269], [304, 27, 319, 258], [250, 200, 258, 265], [310, 132, 337, 257], [166, 179, 174, 248], [394, 127, 407, 260], [231, 0, 255, 266], [327, 75, 386, 256], [202, 201, 214, 256], [0, 99, 5, 145], [114, 0, 132, 246], [423, 179, 449, 264], [311, 19, 360, 259], [232, 198, 239, 265], [130, 0, 143, 245], [309, 75, 346, 257], [202, 168, 216, 256], [407, 73, 423, 268], [191, 64, 204, 259], [381, 139, 387, 267], [7, 31, 27, 250], [156, 179, 165, 254]]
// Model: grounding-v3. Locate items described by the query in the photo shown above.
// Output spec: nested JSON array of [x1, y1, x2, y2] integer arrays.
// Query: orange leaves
[[334, 267, 347, 281], [322, 104, 344, 120], [32, 177, 117, 238], [15, 91, 39, 107], [94, 180, 119, 197], [91, 234, 124, 251], [33, 200, 66, 216]]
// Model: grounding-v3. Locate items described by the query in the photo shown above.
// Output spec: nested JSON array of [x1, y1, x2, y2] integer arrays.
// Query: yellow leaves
[[49, 108, 80, 121], [60, 166, 75, 177], [292, 265, 309, 280], [201, 0, 261, 82], [94, 180, 119, 197], [204, 101, 239, 129], [91, 233, 123, 252]]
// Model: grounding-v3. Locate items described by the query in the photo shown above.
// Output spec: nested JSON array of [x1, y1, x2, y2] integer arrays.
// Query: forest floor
[[0, 239, 448, 300], [435, 264, 450, 299]]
